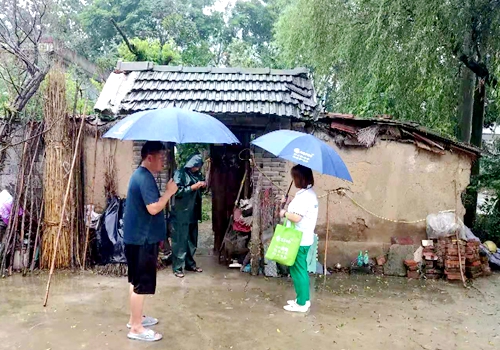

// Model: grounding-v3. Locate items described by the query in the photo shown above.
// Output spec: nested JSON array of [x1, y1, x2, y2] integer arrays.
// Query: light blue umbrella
[[251, 130, 352, 182], [103, 107, 240, 144]]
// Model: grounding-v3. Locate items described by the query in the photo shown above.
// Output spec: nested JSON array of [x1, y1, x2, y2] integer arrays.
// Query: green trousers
[[171, 222, 198, 273], [290, 246, 310, 306]]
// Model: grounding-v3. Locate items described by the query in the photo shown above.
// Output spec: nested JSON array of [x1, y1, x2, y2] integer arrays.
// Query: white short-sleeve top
[[287, 186, 319, 246]]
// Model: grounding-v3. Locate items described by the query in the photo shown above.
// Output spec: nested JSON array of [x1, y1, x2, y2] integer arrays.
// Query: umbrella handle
[[281, 180, 293, 209]]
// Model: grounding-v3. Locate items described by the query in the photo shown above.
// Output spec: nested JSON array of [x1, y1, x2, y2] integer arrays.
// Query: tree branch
[[110, 18, 138, 56], [0, 112, 67, 153], [458, 54, 498, 89], [13, 66, 49, 112], [0, 69, 22, 96]]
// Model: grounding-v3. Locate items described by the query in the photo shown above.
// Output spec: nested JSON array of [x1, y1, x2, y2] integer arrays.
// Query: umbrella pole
[[324, 192, 330, 284]]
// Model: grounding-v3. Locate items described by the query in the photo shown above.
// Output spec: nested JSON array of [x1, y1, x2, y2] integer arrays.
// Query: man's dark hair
[[291, 164, 314, 189], [141, 141, 165, 160]]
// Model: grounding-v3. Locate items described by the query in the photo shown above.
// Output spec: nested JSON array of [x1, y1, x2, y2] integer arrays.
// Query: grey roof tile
[[101, 63, 318, 118]]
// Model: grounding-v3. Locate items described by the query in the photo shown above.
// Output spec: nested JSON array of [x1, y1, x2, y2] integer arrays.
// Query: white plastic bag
[[426, 212, 466, 240], [85, 205, 102, 229], [0, 190, 23, 225]]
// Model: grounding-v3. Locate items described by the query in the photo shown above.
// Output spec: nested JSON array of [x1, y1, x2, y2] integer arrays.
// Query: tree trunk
[[457, 23, 475, 143], [464, 78, 486, 227], [457, 67, 475, 143], [250, 174, 262, 276], [13, 67, 50, 113]]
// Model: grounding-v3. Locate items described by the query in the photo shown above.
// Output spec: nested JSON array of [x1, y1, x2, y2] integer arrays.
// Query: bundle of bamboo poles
[[41, 68, 74, 269], [0, 122, 44, 276]]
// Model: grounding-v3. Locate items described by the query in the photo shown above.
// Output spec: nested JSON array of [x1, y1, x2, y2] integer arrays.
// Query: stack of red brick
[[481, 254, 492, 276], [436, 237, 466, 281], [373, 255, 386, 275], [465, 240, 483, 279], [404, 259, 419, 279], [422, 241, 442, 279]]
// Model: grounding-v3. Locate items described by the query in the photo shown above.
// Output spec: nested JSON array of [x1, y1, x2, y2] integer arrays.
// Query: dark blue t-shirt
[[123, 166, 166, 245]]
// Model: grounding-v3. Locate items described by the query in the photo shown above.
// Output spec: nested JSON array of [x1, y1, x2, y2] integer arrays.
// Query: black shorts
[[125, 243, 159, 295]]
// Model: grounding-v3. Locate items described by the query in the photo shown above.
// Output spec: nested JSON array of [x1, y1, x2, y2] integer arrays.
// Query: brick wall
[[252, 150, 287, 191]]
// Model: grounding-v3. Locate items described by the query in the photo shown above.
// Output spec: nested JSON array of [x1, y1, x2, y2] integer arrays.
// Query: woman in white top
[[280, 165, 319, 313]]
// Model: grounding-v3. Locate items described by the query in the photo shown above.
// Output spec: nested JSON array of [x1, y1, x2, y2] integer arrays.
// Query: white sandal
[[126, 315, 158, 329], [127, 328, 163, 342]]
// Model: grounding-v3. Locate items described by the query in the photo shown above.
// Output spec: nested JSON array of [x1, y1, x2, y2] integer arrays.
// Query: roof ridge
[[116, 61, 309, 76]]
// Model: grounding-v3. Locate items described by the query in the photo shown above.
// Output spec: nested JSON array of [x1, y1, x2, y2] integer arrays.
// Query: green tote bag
[[265, 219, 303, 266]]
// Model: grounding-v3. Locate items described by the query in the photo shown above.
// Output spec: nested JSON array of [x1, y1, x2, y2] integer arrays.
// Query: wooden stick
[[235, 168, 247, 207], [219, 169, 248, 256], [70, 119, 76, 270], [82, 125, 99, 270], [0, 145, 23, 276], [454, 180, 467, 287], [19, 123, 42, 272], [250, 174, 263, 276], [24, 181, 34, 276], [324, 191, 330, 283], [43, 112, 86, 307], [2, 124, 31, 275], [9, 135, 29, 274], [30, 201, 44, 272]]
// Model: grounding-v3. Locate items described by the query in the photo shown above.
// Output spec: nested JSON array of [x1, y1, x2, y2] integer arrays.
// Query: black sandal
[[174, 271, 185, 278]]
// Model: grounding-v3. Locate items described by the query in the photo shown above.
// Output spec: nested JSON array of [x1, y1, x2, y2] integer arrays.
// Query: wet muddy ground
[[1, 257, 499, 350]]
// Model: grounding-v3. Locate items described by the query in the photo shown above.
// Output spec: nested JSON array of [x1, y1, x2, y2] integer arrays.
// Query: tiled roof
[[94, 62, 318, 119]]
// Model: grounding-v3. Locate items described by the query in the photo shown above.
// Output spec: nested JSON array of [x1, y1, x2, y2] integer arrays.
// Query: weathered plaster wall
[[83, 127, 474, 268], [83, 137, 134, 212], [0, 126, 43, 196], [284, 136, 473, 266]]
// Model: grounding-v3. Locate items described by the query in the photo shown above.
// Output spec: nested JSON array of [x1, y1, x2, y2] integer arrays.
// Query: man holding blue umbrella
[[103, 107, 240, 339], [123, 141, 178, 342]]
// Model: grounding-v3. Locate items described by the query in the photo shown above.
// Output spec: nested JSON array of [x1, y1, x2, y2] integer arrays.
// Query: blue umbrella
[[251, 130, 352, 182], [103, 107, 240, 144]]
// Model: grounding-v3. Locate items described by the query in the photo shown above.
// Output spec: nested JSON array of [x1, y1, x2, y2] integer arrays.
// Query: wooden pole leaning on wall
[[82, 125, 99, 270], [250, 173, 263, 275], [30, 201, 44, 272], [453, 179, 467, 288], [324, 192, 330, 284], [43, 112, 86, 307]]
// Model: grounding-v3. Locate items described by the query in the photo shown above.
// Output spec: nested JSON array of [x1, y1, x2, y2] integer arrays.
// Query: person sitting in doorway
[[170, 154, 206, 278]]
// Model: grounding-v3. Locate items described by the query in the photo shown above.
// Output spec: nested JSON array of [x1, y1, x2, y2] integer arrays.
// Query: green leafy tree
[[474, 139, 500, 243], [80, 0, 221, 65], [225, 0, 284, 68], [275, 0, 500, 136], [117, 38, 181, 65]]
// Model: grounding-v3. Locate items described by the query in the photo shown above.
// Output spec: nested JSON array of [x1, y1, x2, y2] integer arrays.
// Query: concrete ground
[[1, 257, 500, 350]]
